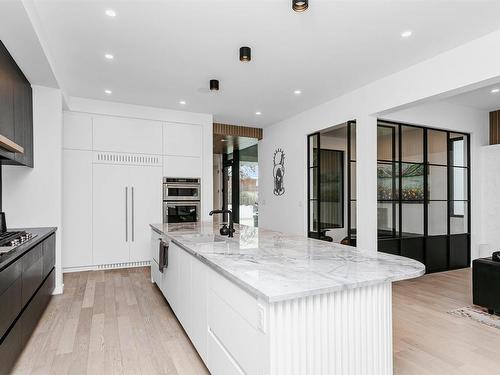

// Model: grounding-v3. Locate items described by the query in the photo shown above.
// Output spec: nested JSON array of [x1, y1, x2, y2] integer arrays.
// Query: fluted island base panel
[[269, 282, 392, 375]]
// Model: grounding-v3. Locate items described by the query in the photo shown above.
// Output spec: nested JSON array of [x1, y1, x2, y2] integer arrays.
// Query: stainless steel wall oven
[[163, 178, 201, 223]]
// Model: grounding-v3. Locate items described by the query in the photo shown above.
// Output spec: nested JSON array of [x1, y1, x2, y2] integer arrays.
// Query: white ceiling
[[29, 0, 500, 127], [445, 84, 500, 112]]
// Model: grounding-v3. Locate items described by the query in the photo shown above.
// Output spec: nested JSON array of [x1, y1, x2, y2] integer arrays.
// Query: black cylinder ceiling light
[[210, 79, 219, 91], [292, 0, 308, 12], [239, 46, 251, 62]]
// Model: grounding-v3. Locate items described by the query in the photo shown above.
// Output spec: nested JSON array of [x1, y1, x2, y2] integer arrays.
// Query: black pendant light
[[292, 0, 308, 12], [210, 79, 219, 91], [239, 46, 251, 62]]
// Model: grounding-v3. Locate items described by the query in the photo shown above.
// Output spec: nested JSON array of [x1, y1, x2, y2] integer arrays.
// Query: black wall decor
[[273, 148, 285, 196]]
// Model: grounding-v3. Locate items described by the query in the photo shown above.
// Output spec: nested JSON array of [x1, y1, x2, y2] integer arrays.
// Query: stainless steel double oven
[[163, 177, 201, 223]]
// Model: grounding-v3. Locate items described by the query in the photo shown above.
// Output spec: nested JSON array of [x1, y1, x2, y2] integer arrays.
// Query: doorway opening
[[213, 126, 261, 227]]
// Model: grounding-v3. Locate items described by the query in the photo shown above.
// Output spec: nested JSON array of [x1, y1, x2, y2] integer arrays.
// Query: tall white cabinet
[[62, 110, 211, 271]]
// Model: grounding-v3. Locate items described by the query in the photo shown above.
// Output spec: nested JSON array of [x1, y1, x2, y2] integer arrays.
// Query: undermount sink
[[182, 234, 228, 244]]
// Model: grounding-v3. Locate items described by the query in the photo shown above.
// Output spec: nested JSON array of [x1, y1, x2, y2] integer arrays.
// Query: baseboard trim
[[52, 283, 64, 295], [63, 260, 151, 273]]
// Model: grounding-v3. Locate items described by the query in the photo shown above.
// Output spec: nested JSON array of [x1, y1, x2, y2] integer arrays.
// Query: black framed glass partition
[[377, 120, 471, 273], [308, 123, 352, 241]]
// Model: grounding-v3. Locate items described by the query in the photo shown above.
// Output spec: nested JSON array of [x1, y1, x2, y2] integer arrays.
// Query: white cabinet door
[[177, 249, 193, 335], [163, 155, 201, 178], [163, 123, 202, 157], [63, 112, 93, 150], [129, 166, 162, 262], [93, 116, 163, 155], [62, 150, 93, 268], [93, 164, 130, 265], [162, 242, 179, 313], [191, 258, 208, 361]]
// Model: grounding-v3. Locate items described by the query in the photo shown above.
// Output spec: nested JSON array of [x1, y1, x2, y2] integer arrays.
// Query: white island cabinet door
[[162, 242, 179, 313], [93, 116, 163, 155], [62, 149, 93, 269], [129, 165, 162, 262], [92, 164, 131, 265]]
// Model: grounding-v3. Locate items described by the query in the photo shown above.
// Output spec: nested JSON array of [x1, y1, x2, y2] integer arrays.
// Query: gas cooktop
[[0, 231, 37, 254]]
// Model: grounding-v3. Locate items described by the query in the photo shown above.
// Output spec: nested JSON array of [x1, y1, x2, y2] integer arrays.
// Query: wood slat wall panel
[[490, 110, 500, 145], [213, 123, 263, 140]]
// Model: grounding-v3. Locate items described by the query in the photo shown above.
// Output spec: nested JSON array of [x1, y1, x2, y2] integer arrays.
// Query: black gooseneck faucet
[[209, 209, 235, 238]]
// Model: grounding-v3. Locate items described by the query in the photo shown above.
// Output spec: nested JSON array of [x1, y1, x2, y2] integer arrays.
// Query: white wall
[[3, 85, 63, 293], [479, 145, 500, 257]]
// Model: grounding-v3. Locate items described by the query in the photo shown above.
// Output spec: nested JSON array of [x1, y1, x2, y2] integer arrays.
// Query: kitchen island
[[150, 222, 425, 375]]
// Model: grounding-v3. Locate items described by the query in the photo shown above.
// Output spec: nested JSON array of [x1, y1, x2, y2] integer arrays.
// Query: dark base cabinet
[[0, 232, 56, 375]]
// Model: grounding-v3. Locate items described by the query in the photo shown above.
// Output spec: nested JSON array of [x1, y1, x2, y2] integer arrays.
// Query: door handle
[[131, 186, 135, 242], [125, 186, 128, 242]]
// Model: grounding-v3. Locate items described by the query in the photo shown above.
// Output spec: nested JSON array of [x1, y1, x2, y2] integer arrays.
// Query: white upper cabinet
[[163, 122, 202, 157], [93, 115, 163, 155], [63, 112, 92, 150]]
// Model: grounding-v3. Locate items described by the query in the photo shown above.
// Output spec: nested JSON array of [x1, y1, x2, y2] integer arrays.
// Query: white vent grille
[[93, 152, 162, 166], [96, 260, 150, 270]]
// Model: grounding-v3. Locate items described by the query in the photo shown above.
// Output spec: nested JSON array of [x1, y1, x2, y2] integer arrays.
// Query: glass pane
[[309, 200, 318, 232], [377, 201, 399, 238], [320, 150, 344, 228], [377, 125, 397, 161], [309, 167, 317, 199], [378, 162, 399, 200], [428, 130, 448, 165], [401, 163, 424, 201], [309, 134, 319, 167], [401, 126, 423, 163], [428, 201, 448, 235], [451, 201, 468, 234], [450, 133, 468, 167], [349, 123, 356, 161], [428, 165, 447, 200], [239, 160, 258, 227], [451, 167, 467, 201], [402, 203, 424, 237], [350, 162, 356, 200], [350, 200, 357, 231]]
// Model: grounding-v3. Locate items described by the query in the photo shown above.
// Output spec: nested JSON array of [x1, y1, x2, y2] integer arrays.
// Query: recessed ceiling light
[[401, 30, 412, 38], [491, 88, 500, 94], [179, 100, 186, 105], [294, 89, 302, 95], [104, 53, 114, 60], [105, 9, 116, 17], [104, 89, 112, 95], [255, 111, 262, 116], [221, 139, 227, 142]]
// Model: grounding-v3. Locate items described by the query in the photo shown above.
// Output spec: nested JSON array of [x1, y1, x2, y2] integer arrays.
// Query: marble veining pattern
[[151, 222, 425, 302]]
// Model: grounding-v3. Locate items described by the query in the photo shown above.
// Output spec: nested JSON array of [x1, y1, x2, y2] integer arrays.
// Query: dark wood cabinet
[[0, 230, 56, 375], [0, 41, 33, 167]]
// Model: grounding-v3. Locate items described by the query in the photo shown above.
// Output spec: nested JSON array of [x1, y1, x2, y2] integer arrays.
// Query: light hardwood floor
[[11, 267, 500, 375]]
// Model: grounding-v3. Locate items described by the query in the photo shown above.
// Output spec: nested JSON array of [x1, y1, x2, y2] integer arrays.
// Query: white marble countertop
[[150, 222, 425, 303]]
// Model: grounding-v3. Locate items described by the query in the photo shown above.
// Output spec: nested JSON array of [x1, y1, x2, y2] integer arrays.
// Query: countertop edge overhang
[[150, 223, 425, 303], [0, 227, 58, 272]]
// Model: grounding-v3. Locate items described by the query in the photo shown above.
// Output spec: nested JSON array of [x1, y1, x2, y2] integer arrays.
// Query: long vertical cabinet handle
[[131, 186, 135, 242], [125, 186, 128, 242]]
